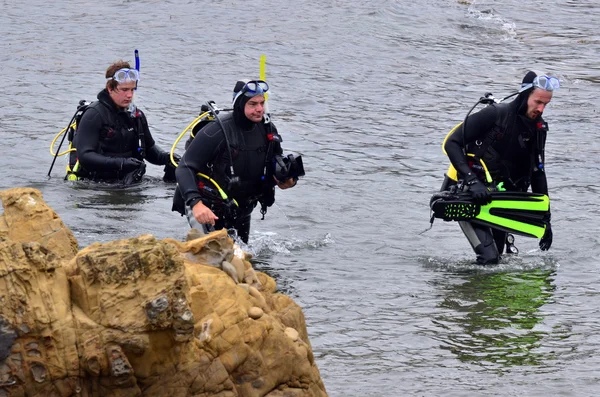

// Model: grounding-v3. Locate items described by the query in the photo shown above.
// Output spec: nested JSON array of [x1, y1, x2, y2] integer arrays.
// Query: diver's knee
[[474, 241, 500, 265]]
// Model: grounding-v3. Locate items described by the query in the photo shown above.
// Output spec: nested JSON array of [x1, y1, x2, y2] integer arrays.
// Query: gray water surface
[[2, 0, 600, 395]]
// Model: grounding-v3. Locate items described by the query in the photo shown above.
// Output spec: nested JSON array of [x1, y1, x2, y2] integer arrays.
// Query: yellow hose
[[173, 110, 237, 206], [197, 172, 239, 207], [170, 111, 211, 167], [50, 123, 77, 157]]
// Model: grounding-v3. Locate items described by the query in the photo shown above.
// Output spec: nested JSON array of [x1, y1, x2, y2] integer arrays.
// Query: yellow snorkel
[[260, 54, 270, 123]]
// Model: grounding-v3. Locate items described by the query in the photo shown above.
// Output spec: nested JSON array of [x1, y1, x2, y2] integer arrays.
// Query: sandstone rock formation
[[0, 188, 327, 397]]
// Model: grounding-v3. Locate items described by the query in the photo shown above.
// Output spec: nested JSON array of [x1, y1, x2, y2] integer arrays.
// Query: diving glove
[[158, 150, 179, 166], [464, 172, 492, 205], [163, 154, 181, 183], [122, 157, 145, 171], [122, 161, 146, 185], [540, 222, 553, 251]]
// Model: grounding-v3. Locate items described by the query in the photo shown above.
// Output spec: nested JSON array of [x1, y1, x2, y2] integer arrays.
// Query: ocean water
[[1, 0, 600, 395]]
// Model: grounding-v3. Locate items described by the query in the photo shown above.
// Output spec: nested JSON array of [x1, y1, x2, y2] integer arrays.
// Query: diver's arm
[[145, 144, 170, 165], [77, 108, 125, 171], [532, 166, 552, 250], [175, 123, 226, 206], [531, 119, 549, 196], [138, 112, 171, 165], [444, 106, 497, 178], [530, 169, 549, 196]]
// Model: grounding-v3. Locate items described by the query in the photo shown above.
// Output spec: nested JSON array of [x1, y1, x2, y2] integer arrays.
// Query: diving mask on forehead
[[519, 75, 560, 93], [232, 80, 269, 104], [107, 68, 140, 83]]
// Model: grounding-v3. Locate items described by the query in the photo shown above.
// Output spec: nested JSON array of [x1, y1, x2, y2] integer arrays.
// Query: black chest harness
[[195, 107, 282, 220], [465, 103, 548, 191], [66, 100, 147, 180]]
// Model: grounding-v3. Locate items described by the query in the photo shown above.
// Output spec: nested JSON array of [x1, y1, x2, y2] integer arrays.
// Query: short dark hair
[[105, 60, 132, 91]]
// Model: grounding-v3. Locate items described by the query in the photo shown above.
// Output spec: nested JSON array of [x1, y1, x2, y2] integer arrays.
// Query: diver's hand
[[274, 176, 297, 190], [191, 200, 219, 225], [465, 173, 491, 205], [172, 153, 182, 165], [160, 151, 181, 166], [162, 154, 181, 183], [121, 157, 144, 171], [540, 222, 553, 251]]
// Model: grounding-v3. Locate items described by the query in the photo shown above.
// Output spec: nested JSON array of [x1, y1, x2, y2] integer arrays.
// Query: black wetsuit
[[443, 94, 549, 264], [173, 110, 282, 243], [72, 89, 169, 182]]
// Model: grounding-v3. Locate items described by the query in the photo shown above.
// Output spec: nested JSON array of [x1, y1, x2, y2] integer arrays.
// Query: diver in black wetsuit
[[68, 60, 176, 184], [442, 71, 558, 264], [172, 80, 298, 244]]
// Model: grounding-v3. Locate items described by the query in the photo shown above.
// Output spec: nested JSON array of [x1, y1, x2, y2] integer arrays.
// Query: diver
[[66, 60, 177, 184], [172, 80, 301, 244], [441, 71, 558, 265]]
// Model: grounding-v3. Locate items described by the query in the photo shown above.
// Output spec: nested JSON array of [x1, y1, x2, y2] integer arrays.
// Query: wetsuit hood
[[232, 80, 260, 130], [515, 71, 537, 116]]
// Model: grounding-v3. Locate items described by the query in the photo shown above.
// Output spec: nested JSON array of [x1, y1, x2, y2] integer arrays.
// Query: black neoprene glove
[[158, 151, 172, 166], [464, 172, 492, 205], [540, 214, 553, 251], [123, 162, 146, 185], [162, 154, 181, 183], [121, 158, 144, 171]]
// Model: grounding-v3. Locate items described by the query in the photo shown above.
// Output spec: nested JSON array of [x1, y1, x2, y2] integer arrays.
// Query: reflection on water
[[65, 177, 165, 208], [433, 269, 558, 367]]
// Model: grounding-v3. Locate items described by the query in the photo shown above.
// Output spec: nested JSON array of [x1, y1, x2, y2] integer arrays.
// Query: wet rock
[[221, 260, 239, 283], [0, 316, 17, 362]]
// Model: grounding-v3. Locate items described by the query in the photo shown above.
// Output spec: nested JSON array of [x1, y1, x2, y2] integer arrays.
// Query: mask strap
[[519, 83, 533, 93]]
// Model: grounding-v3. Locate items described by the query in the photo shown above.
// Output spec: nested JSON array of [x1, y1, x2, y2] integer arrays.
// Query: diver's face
[[109, 82, 136, 109], [244, 95, 265, 123], [526, 89, 553, 120]]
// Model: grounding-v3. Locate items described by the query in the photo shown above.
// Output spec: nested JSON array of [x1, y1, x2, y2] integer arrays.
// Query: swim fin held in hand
[[430, 190, 550, 238]]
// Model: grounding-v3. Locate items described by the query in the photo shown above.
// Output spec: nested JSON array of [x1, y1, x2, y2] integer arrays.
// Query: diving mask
[[108, 68, 140, 83], [232, 80, 269, 104], [520, 75, 560, 93]]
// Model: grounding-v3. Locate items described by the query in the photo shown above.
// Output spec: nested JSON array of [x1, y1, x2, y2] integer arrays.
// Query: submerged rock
[[0, 187, 327, 397]]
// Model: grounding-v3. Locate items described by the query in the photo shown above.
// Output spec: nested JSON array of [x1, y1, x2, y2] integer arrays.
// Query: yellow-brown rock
[[0, 188, 327, 397], [0, 187, 78, 261], [248, 307, 264, 320], [285, 327, 299, 342]]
